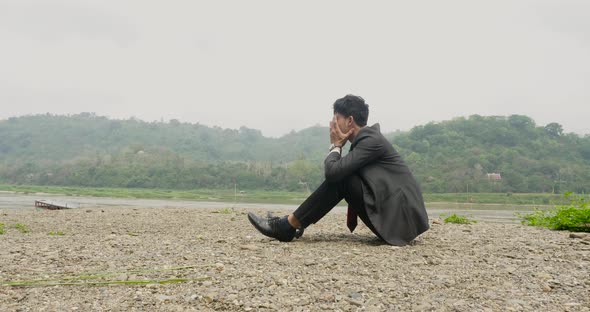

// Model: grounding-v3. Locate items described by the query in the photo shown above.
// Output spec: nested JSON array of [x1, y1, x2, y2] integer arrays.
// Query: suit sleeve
[[324, 135, 384, 182]]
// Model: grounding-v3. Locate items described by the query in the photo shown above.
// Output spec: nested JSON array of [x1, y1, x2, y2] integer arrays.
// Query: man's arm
[[324, 135, 384, 182]]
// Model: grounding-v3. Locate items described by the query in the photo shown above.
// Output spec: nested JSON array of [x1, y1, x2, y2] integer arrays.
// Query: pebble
[[202, 294, 215, 303], [156, 295, 175, 301], [535, 272, 552, 279], [345, 298, 363, 307], [564, 302, 581, 307], [240, 244, 259, 251], [349, 293, 362, 300]]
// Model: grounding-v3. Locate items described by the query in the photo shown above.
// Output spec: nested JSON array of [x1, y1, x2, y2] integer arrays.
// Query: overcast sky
[[1, 1, 589, 137]]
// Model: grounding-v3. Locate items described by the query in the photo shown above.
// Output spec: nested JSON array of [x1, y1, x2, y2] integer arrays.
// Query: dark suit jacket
[[324, 123, 429, 245]]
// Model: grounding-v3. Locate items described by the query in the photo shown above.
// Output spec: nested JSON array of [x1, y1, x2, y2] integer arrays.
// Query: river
[[0, 192, 545, 223]]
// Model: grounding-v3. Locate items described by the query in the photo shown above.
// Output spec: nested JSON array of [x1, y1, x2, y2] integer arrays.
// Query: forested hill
[[1, 113, 589, 193], [393, 115, 590, 193], [0, 113, 329, 163]]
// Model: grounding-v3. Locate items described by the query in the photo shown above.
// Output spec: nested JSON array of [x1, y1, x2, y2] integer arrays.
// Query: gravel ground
[[1, 206, 589, 311]]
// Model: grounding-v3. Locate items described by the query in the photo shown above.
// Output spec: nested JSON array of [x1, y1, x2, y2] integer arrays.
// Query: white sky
[[1, 0, 589, 137]]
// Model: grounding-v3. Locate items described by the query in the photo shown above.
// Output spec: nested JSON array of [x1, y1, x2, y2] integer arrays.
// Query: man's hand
[[329, 117, 352, 147]]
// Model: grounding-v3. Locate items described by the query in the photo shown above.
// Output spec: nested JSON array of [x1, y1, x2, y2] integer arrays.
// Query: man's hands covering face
[[329, 116, 353, 147]]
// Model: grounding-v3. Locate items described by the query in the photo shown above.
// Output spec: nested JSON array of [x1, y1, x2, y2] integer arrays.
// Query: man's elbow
[[324, 158, 344, 182]]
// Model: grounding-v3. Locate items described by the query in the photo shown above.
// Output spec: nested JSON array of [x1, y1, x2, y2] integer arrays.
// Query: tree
[[544, 123, 563, 137]]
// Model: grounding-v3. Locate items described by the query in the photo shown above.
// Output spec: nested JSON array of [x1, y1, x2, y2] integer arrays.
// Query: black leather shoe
[[247, 212, 303, 242]]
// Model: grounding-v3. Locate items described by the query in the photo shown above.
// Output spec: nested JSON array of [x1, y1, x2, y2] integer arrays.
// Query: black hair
[[333, 94, 369, 126]]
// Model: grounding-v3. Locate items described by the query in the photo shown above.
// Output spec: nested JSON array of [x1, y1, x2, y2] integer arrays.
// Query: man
[[248, 95, 429, 246]]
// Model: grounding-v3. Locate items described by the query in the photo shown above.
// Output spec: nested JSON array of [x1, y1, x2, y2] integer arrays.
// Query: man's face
[[333, 112, 353, 133]]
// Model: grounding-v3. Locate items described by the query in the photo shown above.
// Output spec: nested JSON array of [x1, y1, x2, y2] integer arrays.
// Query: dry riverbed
[[1, 207, 589, 311]]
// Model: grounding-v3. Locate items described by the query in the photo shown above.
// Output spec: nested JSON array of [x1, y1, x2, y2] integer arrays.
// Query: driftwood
[[34, 200, 76, 210]]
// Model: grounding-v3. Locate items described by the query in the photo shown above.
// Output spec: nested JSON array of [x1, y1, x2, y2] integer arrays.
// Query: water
[[425, 202, 540, 224], [0, 192, 298, 211], [0, 192, 546, 224]]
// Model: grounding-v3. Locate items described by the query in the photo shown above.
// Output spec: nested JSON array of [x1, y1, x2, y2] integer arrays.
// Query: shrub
[[443, 214, 477, 224], [520, 192, 590, 232], [215, 207, 233, 214], [14, 223, 30, 233]]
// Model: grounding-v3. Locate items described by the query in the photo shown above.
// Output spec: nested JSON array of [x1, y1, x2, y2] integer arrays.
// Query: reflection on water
[[0, 192, 550, 224]]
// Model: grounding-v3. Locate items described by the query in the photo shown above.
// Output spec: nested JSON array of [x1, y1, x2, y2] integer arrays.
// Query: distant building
[[487, 173, 502, 181]]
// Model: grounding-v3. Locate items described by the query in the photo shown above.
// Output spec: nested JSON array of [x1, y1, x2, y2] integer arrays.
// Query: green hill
[[1, 113, 589, 193], [393, 115, 590, 193], [0, 113, 328, 163]]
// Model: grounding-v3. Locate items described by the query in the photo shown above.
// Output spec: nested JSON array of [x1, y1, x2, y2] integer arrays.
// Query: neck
[[348, 125, 365, 143]]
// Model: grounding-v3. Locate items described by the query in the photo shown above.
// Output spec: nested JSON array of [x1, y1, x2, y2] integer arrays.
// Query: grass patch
[[0, 223, 4, 235], [443, 214, 477, 224], [14, 223, 30, 233], [48, 231, 65, 236], [214, 207, 233, 214], [519, 192, 590, 232]]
